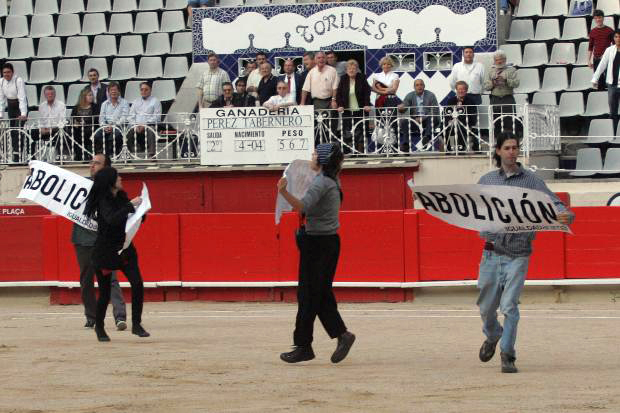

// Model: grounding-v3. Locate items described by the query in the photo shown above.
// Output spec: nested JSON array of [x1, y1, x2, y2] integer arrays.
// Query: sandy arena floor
[[0, 291, 619, 413]]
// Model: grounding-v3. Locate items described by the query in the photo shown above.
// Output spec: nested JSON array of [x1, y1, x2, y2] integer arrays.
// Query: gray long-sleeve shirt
[[301, 173, 341, 235], [478, 164, 575, 257]]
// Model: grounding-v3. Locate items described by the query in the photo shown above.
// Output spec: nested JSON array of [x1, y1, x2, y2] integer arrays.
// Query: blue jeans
[[476, 251, 529, 358], [608, 84, 620, 133]]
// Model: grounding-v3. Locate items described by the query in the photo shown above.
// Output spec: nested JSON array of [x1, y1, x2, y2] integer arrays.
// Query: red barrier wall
[[0, 216, 46, 281]]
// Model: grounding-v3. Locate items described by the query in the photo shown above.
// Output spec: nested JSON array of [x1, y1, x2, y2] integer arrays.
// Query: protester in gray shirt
[[276, 143, 355, 364], [72, 153, 127, 329]]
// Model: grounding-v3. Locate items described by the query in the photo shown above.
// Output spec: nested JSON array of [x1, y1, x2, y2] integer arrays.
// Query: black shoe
[[95, 326, 110, 342], [331, 331, 356, 364], [84, 320, 95, 328], [500, 352, 518, 373], [116, 320, 127, 331], [479, 338, 499, 362], [280, 346, 315, 363], [132, 324, 150, 337]]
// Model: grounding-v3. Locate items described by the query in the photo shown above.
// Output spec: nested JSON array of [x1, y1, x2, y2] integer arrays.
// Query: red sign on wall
[[0, 205, 50, 216]]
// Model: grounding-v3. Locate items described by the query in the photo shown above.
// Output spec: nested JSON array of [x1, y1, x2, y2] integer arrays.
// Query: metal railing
[[0, 103, 559, 166]]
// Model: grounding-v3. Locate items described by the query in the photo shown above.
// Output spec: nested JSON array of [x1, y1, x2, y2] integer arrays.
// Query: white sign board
[[122, 183, 152, 251], [200, 106, 314, 165]]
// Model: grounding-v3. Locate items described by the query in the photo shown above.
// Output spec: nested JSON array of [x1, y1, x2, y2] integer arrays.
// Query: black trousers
[[490, 95, 517, 136], [293, 233, 347, 346], [7, 100, 24, 163], [593, 58, 607, 90], [94, 245, 144, 328]]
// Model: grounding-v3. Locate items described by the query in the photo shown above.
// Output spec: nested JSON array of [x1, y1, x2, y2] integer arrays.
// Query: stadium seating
[[570, 148, 602, 177], [602, 148, 620, 174], [586, 119, 614, 144]]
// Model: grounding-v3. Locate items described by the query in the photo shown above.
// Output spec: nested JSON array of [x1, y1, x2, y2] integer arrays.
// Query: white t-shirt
[[370, 71, 399, 89], [448, 62, 485, 94]]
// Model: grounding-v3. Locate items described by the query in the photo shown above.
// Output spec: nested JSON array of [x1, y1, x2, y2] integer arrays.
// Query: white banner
[[18, 161, 96, 231], [275, 159, 318, 224], [200, 106, 314, 166], [122, 183, 152, 251], [408, 181, 571, 233]]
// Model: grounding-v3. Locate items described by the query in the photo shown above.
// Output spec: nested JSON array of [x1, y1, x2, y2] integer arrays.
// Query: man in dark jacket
[[85, 68, 108, 111], [444, 80, 479, 152], [279, 59, 303, 105], [398, 79, 440, 151]]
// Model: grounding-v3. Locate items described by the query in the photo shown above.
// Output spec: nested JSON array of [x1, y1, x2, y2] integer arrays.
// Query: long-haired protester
[[276, 143, 355, 364], [84, 167, 149, 342]]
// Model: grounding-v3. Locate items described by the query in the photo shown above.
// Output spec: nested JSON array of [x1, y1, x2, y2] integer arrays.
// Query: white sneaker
[[116, 320, 127, 331]]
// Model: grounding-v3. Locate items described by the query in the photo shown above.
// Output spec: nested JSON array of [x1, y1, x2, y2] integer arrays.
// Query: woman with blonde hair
[[336, 59, 372, 152], [70, 88, 99, 161]]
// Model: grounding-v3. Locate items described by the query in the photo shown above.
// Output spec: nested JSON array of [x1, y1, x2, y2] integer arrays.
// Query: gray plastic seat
[[29, 14, 55, 38], [64, 36, 90, 57], [161, 10, 185, 32], [559, 91, 584, 116], [137, 56, 163, 78], [532, 92, 557, 105], [119, 35, 144, 56], [0, 39, 7, 59], [596, 0, 620, 15], [6, 61, 29, 81], [124, 81, 142, 102], [9, 38, 35, 59], [570, 148, 602, 177], [575, 41, 589, 66], [586, 119, 614, 144], [539, 67, 568, 92], [92, 35, 118, 57], [520, 43, 548, 67], [82, 13, 107, 36], [37, 37, 62, 59], [477, 94, 491, 130], [66, 83, 88, 107], [152, 79, 176, 101], [109, 13, 134, 34], [513, 93, 529, 117], [34, 0, 59, 14], [513, 69, 540, 94], [163, 56, 188, 78], [29, 60, 55, 84], [566, 66, 595, 91], [561, 18, 588, 40], [60, 0, 85, 13], [25, 84, 38, 107], [514, 0, 542, 17], [145, 32, 171, 55], [601, 148, 620, 174], [56, 13, 81, 36], [219, 0, 244, 5], [86, 0, 111, 12], [110, 58, 137, 80], [134, 12, 159, 33], [534, 18, 560, 41], [165, 0, 187, 7], [583, 91, 610, 117], [171, 31, 192, 54], [4, 16, 29, 38], [502, 44, 522, 66], [56, 59, 82, 83], [38, 84, 65, 105], [590, 16, 614, 30], [507, 19, 534, 42], [113, 0, 137, 12], [245, 0, 270, 5], [139, 0, 164, 10], [0, 0, 7, 17], [82, 58, 109, 81], [10, 0, 33, 15], [542, 0, 567, 16], [548, 43, 575, 66]]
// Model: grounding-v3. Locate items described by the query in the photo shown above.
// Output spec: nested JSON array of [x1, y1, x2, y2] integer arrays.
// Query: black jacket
[[278, 72, 303, 104], [257, 75, 278, 105], [92, 190, 135, 270], [84, 83, 108, 112], [445, 95, 478, 128], [335, 73, 371, 110]]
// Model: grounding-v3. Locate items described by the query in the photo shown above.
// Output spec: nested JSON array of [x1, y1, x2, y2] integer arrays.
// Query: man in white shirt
[[246, 52, 268, 98], [263, 81, 296, 110], [278, 59, 303, 104], [95, 81, 130, 156], [448, 47, 485, 105], [197, 53, 231, 109], [127, 82, 162, 158], [34, 86, 67, 158], [0, 63, 28, 162]]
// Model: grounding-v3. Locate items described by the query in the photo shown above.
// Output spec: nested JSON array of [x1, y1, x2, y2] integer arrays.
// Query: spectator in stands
[[127, 82, 162, 159], [336, 59, 371, 153], [95, 82, 129, 156], [246, 52, 269, 97], [86, 68, 108, 110], [592, 29, 620, 132], [257, 62, 278, 105], [263, 81, 296, 110], [239, 60, 256, 83], [589, 10, 615, 91], [0, 62, 28, 163], [188, 0, 214, 17], [326, 51, 347, 77], [301, 51, 339, 110], [484, 50, 519, 136], [448, 47, 485, 105], [300, 51, 316, 105], [476, 132, 573, 374], [197, 53, 231, 109], [210, 82, 236, 108], [35, 86, 67, 157], [445, 80, 478, 152], [72, 153, 127, 330], [233, 78, 257, 107], [398, 78, 439, 151], [370, 56, 400, 108], [70, 88, 99, 161], [279, 59, 303, 105]]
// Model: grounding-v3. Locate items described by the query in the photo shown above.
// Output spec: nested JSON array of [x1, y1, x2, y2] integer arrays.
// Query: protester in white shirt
[[0, 63, 28, 162], [448, 46, 485, 105], [263, 81, 296, 110], [127, 82, 162, 158]]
